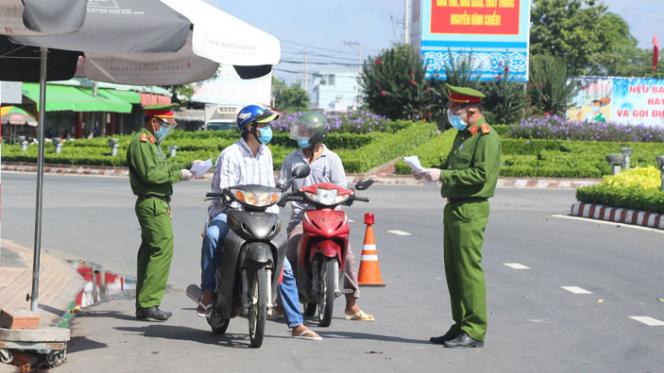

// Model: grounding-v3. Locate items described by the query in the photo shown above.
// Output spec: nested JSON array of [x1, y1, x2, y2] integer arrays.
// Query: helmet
[[236, 104, 280, 132], [289, 111, 328, 144]]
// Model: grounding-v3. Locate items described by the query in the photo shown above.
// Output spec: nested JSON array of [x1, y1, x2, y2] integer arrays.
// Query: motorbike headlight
[[304, 188, 350, 206], [232, 189, 281, 207]]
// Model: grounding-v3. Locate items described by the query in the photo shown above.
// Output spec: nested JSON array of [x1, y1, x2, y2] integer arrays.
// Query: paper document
[[191, 159, 213, 177], [402, 156, 425, 173]]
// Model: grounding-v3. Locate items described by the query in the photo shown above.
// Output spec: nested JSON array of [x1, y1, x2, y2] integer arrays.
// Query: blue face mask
[[154, 123, 171, 142], [257, 125, 273, 144], [447, 111, 468, 131], [297, 137, 311, 149]]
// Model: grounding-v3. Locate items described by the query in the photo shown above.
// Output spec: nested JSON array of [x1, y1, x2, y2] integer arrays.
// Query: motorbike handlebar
[[353, 196, 370, 203]]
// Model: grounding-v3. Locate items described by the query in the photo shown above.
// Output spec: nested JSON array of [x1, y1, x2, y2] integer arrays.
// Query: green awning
[[101, 89, 141, 104], [22, 83, 132, 113]]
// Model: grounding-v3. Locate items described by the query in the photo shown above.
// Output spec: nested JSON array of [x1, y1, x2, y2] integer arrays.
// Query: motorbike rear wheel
[[318, 259, 338, 327], [248, 267, 268, 348]]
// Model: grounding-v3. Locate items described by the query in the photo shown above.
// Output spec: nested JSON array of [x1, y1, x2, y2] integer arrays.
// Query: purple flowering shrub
[[511, 116, 664, 143], [271, 110, 389, 133]]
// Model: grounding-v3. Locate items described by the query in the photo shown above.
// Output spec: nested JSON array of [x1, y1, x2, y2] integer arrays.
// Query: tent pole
[[30, 47, 48, 312]]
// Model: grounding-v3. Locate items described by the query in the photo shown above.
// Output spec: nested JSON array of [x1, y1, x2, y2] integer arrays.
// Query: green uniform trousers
[[443, 200, 489, 341], [135, 197, 174, 309]]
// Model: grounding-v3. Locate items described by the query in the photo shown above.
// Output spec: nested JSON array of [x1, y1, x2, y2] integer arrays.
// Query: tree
[[272, 78, 309, 112], [359, 44, 437, 120], [530, 0, 641, 75], [528, 55, 578, 115]]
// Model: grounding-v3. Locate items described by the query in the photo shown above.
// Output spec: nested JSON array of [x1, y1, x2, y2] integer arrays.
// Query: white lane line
[[629, 316, 664, 326], [561, 286, 592, 294], [551, 214, 664, 235], [388, 230, 411, 236], [349, 219, 356, 223], [503, 262, 530, 270]]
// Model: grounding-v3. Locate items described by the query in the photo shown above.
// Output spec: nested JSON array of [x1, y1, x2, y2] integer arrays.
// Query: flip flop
[[345, 310, 375, 321], [196, 301, 212, 318], [293, 329, 322, 341]]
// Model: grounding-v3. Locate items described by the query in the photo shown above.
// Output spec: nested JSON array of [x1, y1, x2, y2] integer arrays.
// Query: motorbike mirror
[[291, 162, 311, 179], [354, 178, 374, 191]]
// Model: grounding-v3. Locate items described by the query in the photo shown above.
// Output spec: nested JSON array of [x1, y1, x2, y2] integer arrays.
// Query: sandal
[[293, 329, 322, 341], [196, 292, 215, 318], [344, 310, 375, 321]]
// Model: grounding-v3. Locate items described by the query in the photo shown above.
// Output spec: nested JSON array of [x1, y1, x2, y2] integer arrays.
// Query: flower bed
[[511, 116, 664, 142]]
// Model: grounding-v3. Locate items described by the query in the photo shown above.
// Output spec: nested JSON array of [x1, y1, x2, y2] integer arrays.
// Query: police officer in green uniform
[[127, 104, 198, 321], [416, 85, 501, 348]]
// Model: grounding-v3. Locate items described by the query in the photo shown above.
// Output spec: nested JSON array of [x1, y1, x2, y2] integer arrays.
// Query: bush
[[576, 167, 664, 213], [511, 115, 664, 142], [527, 55, 577, 115], [271, 110, 390, 134]]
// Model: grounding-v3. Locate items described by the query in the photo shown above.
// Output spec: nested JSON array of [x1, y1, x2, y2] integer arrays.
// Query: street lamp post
[[621, 147, 633, 170], [168, 145, 178, 158], [52, 138, 62, 154], [108, 138, 119, 156], [657, 156, 664, 192], [606, 154, 623, 175]]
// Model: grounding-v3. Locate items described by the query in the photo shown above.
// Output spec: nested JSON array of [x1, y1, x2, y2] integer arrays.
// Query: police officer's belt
[[447, 197, 487, 204], [138, 195, 171, 203]]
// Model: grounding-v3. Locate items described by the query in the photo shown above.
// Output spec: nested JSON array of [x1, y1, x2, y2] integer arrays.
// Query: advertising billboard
[[568, 77, 664, 128], [413, 0, 531, 82]]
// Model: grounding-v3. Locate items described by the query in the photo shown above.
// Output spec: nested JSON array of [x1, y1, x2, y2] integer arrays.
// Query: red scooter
[[282, 178, 373, 326]]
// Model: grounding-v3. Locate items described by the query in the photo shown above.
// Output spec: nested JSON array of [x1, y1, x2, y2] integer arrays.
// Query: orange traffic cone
[[357, 213, 385, 287]]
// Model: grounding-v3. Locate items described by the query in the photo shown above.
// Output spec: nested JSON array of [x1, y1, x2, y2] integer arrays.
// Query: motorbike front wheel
[[248, 266, 268, 348], [318, 259, 339, 327], [207, 310, 230, 335]]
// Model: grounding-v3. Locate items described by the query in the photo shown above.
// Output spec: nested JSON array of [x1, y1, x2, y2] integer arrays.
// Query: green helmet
[[289, 111, 328, 145]]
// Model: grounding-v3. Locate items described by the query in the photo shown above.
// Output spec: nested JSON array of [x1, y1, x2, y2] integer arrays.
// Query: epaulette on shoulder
[[480, 124, 490, 135], [139, 134, 149, 142]]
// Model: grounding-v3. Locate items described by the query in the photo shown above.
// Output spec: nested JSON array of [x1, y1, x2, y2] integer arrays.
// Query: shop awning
[[101, 89, 141, 105], [22, 83, 132, 113], [140, 93, 172, 106]]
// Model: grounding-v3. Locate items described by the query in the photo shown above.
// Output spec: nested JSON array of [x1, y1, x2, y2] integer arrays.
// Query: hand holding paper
[[402, 155, 425, 173], [191, 159, 213, 177]]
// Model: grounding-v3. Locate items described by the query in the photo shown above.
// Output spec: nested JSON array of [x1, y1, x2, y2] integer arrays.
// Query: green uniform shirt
[[440, 117, 501, 199], [126, 128, 190, 198]]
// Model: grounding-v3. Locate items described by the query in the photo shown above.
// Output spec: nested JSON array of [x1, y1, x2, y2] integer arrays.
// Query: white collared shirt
[[208, 138, 278, 218]]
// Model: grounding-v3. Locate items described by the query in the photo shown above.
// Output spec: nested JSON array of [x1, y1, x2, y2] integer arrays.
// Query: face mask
[[297, 137, 311, 149], [592, 106, 601, 113], [257, 125, 273, 144], [154, 124, 171, 142], [447, 110, 468, 131]]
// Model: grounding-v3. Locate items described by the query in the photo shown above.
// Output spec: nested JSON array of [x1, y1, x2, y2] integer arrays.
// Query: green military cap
[[143, 103, 179, 119], [446, 84, 485, 104]]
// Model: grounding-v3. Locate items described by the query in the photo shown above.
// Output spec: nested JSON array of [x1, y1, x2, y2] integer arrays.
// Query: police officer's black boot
[[443, 332, 483, 348], [136, 306, 173, 321], [429, 325, 459, 344]]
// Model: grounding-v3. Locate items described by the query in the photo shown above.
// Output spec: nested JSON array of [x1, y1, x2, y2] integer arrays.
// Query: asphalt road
[[2, 172, 663, 373]]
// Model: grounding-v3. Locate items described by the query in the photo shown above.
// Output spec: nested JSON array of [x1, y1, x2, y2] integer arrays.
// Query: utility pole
[[344, 41, 362, 108], [404, 0, 411, 45], [303, 48, 309, 92]]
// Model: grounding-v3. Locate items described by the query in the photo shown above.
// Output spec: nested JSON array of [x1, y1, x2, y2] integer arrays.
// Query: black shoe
[[443, 332, 483, 348], [136, 307, 172, 321], [430, 325, 459, 344]]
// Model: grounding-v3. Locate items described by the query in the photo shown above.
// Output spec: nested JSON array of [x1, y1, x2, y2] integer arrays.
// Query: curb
[[570, 202, 664, 230], [3, 162, 601, 189]]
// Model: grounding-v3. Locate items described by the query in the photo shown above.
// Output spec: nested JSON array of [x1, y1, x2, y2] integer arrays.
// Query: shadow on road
[[77, 310, 137, 322], [318, 330, 430, 345], [114, 325, 257, 349], [67, 336, 109, 353]]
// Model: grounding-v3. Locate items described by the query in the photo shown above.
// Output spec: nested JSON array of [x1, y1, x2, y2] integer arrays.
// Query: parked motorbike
[[188, 163, 310, 348], [280, 178, 374, 327]]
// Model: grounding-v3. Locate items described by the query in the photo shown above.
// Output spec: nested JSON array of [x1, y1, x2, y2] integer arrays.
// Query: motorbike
[[191, 163, 310, 348], [280, 178, 374, 327]]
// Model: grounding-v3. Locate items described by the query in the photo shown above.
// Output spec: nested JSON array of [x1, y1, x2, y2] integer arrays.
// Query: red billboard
[[430, 0, 520, 35]]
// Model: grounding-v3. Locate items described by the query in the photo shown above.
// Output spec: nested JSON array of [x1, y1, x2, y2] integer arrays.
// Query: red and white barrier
[[570, 202, 664, 230]]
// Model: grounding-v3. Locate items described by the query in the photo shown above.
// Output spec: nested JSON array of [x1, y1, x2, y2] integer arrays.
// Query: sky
[[212, 0, 663, 83]]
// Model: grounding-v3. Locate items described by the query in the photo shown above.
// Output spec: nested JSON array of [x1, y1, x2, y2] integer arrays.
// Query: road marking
[[503, 262, 530, 270], [551, 214, 664, 235], [387, 230, 411, 236], [629, 316, 664, 326], [349, 219, 356, 223], [561, 286, 592, 294]]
